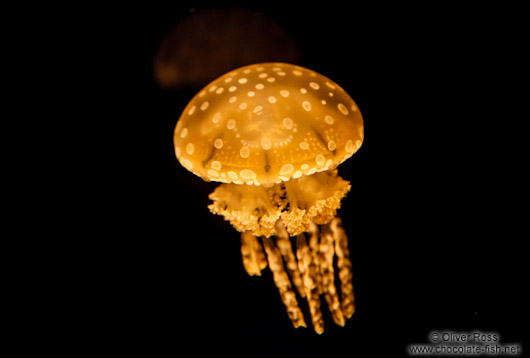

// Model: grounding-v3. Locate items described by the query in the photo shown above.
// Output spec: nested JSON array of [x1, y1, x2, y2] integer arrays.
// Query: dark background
[[98, 2, 525, 356]]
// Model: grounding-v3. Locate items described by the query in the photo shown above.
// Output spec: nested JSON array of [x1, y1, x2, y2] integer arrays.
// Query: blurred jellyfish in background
[[153, 7, 300, 90]]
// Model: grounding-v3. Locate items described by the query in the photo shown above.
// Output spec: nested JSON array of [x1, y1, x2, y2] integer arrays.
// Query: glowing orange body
[[174, 63, 363, 187], [174, 63, 363, 333]]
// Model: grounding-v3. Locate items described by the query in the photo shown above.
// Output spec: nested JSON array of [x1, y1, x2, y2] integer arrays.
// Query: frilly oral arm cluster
[[208, 171, 350, 238]]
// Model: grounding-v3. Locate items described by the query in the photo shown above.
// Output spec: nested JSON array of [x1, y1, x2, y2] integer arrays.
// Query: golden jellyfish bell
[[174, 63, 363, 334], [174, 63, 363, 187]]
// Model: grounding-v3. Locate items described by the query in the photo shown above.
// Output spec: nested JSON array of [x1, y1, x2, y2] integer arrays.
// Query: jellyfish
[[153, 7, 299, 90], [173, 63, 364, 333]]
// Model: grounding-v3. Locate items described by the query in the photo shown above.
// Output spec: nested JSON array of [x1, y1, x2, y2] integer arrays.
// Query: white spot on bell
[[328, 140, 336, 151], [200, 101, 209, 111], [279, 163, 294, 175], [239, 102, 248, 110], [186, 143, 194, 155], [212, 112, 221, 124], [301, 164, 309, 170], [188, 106, 196, 116], [261, 137, 272, 150], [309, 82, 320, 90], [238, 78, 248, 84], [325, 115, 334, 125], [229, 86, 237, 92], [214, 138, 224, 149], [240, 146, 250, 158], [325, 81, 336, 89], [268, 96, 277, 104], [240, 169, 256, 180], [280, 90, 289, 97], [299, 142, 309, 150], [255, 83, 265, 90], [293, 170, 303, 179], [228, 171, 238, 180], [216, 87, 224, 94], [345, 140, 354, 153], [316, 154, 326, 166], [207, 169, 219, 177], [211, 161, 222, 170], [180, 128, 188, 138], [253, 105, 263, 114], [302, 101, 312, 111], [229, 96, 237, 104], [293, 70, 302, 76], [182, 159, 193, 170], [227, 119, 236, 130], [283, 117, 293, 130], [267, 77, 276, 83], [247, 91, 255, 97], [338, 103, 349, 115]]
